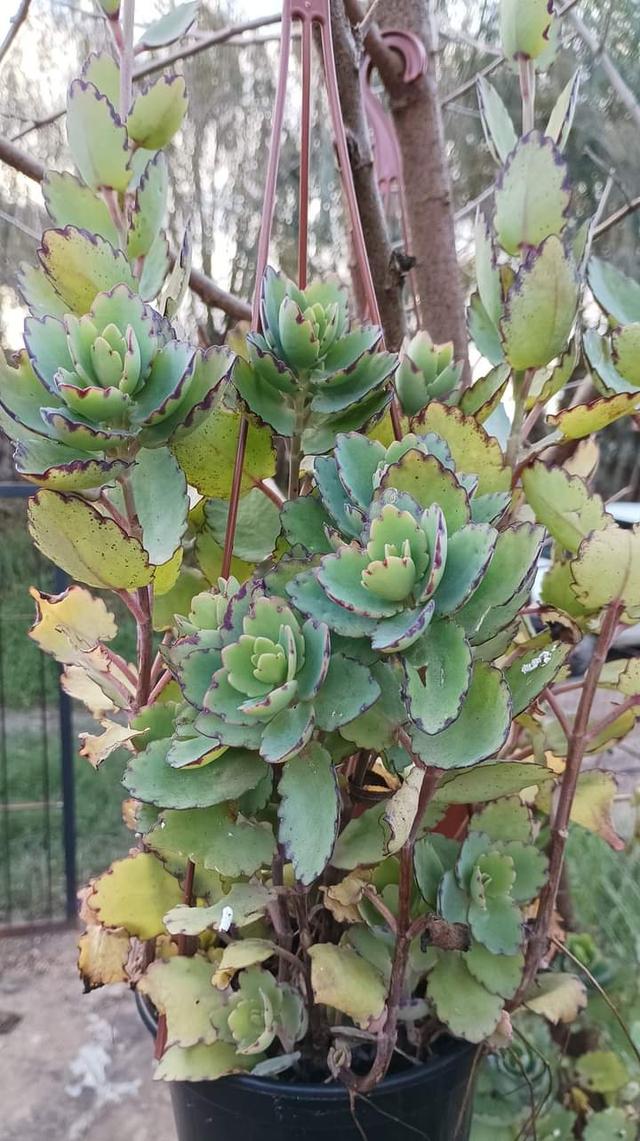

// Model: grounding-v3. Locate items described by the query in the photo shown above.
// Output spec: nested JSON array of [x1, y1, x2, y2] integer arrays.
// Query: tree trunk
[[373, 0, 469, 376], [330, 1, 407, 351]]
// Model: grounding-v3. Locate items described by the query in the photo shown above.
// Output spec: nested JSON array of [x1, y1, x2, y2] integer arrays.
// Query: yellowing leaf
[[522, 464, 608, 554], [172, 408, 275, 498], [29, 585, 117, 663], [154, 1042, 257, 1082], [571, 526, 640, 612], [548, 391, 640, 440], [127, 75, 188, 150], [139, 956, 224, 1048], [571, 771, 624, 851], [28, 492, 153, 590], [416, 401, 511, 494], [501, 236, 579, 370], [494, 133, 571, 256], [309, 944, 387, 1029], [88, 851, 182, 939], [38, 227, 135, 314], [77, 924, 130, 990], [66, 79, 131, 192], [79, 719, 142, 769], [212, 939, 276, 988], [523, 972, 587, 1023]]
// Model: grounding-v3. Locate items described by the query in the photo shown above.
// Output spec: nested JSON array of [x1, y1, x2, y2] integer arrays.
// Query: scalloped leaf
[[78, 924, 130, 990], [571, 526, 640, 612], [203, 489, 281, 563], [278, 743, 339, 885], [29, 584, 116, 662], [146, 806, 275, 877], [28, 491, 153, 589], [505, 641, 569, 716], [494, 133, 571, 255], [171, 408, 275, 498], [587, 257, 640, 325], [128, 152, 168, 258], [43, 171, 119, 245], [548, 391, 640, 439], [139, 955, 225, 1048], [523, 972, 587, 1023], [38, 226, 136, 314], [137, 1, 199, 50], [87, 851, 182, 938], [428, 951, 503, 1042], [163, 884, 274, 935], [410, 662, 511, 769], [404, 619, 472, 734], [66, 79, 131, 192], [128, 75, 188, 150], [522, 463, 608, 553], [154, 1042, 257, 1082], [435, 762, 553, 805], [123, 740, 267, 808], [416, 402, 511, 494], [500, 236, 579, 370]]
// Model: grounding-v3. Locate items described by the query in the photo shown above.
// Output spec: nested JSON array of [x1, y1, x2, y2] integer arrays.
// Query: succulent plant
[[233, 268, 396, 452], [395, 331, 462, 417], [211, 967, 307, 1057], [287, 429, 539, 656], [165, 581, 381, 765], [0, 283, 232, 490]]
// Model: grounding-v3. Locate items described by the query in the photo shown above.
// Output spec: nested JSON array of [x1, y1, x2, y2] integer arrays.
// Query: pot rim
[[135, 991, 476, 1099]]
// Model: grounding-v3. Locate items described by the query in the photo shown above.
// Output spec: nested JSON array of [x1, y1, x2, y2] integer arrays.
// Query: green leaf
[[87, 851, 182, 939], [380, 450, 470, 533], [495, 133, 571, 256], [123, 740, 268, 808], [42, 171, 119, 245], [147, 806, 275, 877], [522, 463, 608, 554], [477, 76, 517, 165], [126, 448, 188, 565], [500, 0, 555, 61], [127, 75, 188, 149], [38, 226, 136, 315], [459, 364, 510, 424], [435, 525, 498, 615], [331, 802, 390, 869], [588, 256, 640, 325], [28, 491, 152, 589], [576, 1051, 629, 1094], [428, 952, 503, 1042], [505, 641, 569, 716], [612, 323, 640, 386], [465, 942, 524, 999], [278, 743, 339, 885], [153, 566, 207, 630], [163, 884, 274, 935], [172, 408, 275, 498], [128, 152, 168, 258], [260, 703, 315, 765], [313, 653, 380, 732], [414, 834, 459, 908], [404, 619, 472, 734], [546, 70, 581, 150], [66, 80, 130, 192], [154, 1042, 257, 1082], [410, 662, 511, 770], [457, 524, 543, 642], [281, 495, 333, 554], [584, 1109, 636, 1141], [434, 762, 553, 805], [571, 526, 640, 612], [308, 944, 387, 1029], [82, 51, 120, 105], [469, 798, 532, 843], [500, 236, 579, 370], [339, 660, 407, 749], [203, 490, 281, 563], [138, 955, 224, 1048], [416, 402, 511, 494], [137, 1, 199, 50], [468, 291, 505, 366]]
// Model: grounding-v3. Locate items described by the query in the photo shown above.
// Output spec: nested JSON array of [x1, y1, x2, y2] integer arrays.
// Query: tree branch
[[0, 132, 251, 321], [568, 8, 640, 131], [12, 14, 283, 142], [0, 0, 31, 67]]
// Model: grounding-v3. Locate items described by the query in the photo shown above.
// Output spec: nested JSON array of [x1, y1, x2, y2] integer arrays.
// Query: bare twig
[[12, 14, 282, 141], [568, 8, 640, 131], [0, 132, 252, 321], [594, 194, 640, 240], [0, 0, 31, 67]]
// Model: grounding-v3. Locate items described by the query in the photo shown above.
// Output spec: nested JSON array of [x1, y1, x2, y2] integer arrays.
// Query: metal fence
[[0, 482, 76, 932]]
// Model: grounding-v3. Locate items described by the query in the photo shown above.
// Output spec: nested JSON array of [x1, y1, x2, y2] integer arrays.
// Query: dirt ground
[[0, 929, 174, 1141]]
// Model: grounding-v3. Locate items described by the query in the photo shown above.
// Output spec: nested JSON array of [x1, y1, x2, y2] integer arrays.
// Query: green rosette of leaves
[[395, 331, 462, 417], [416, 799, 548, 1043], [165, 580, 381, 765], [211, 967, 307, 1058], [0, 46, 231, 491], [233, 267, 396, 453], [286, 427, 541, 656]]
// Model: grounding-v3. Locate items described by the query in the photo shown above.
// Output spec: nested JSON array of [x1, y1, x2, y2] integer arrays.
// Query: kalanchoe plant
[[6, 0, 640, 1126]]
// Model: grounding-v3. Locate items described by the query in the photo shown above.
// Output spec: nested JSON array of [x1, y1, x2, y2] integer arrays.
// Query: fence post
[[53, 567, 77, 921]]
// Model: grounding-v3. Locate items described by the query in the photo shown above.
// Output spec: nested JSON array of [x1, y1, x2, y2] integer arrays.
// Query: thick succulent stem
[[517, 598, 623, 998], [119, 0, 135, 122], [506, 370, 532, 472], [519, 57, 536, 134]]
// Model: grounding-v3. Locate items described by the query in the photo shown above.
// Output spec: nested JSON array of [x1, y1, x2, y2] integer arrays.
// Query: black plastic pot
[[137, 993, 477, 1140]]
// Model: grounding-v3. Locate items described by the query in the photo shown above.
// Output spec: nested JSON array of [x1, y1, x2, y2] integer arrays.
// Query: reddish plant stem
[[518, 599, 623, 996], [586, 694, 640, 741], [177, 859, 196, 956], [343, 766, 439, 1093], [148, 669, 174, 705]]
